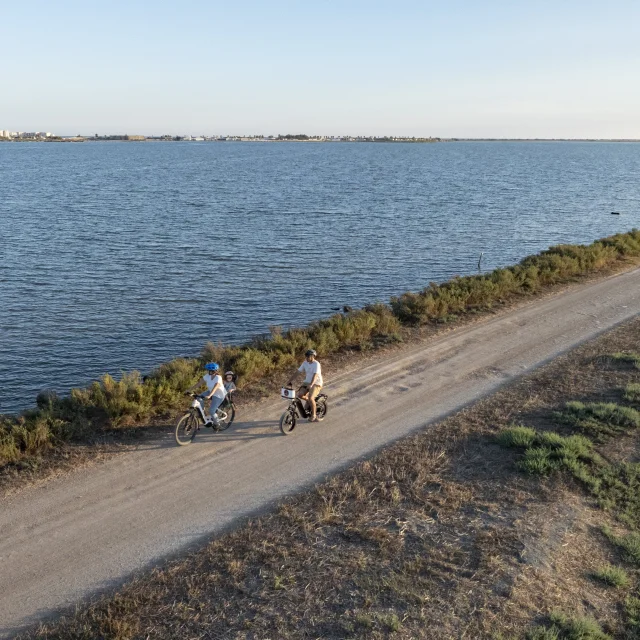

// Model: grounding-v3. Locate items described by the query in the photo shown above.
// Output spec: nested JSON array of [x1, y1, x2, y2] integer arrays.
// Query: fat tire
[[279, 410, 297, 435], [175, 412, 200, 446]]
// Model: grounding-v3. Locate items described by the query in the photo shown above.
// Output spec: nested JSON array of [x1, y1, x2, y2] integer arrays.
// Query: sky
[[1, 0, 639, 138]]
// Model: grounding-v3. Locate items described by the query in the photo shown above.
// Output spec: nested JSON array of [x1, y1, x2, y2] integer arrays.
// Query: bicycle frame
[[192, 395, 229, 422], [192, 397, 207, 421]]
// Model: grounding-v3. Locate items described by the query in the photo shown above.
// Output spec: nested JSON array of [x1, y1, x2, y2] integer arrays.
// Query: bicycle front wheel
[[279, 410, 297, 435], [175, 412, 200, 446]]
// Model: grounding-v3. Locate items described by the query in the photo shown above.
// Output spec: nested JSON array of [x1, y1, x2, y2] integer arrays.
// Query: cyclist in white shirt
[[186, 362, 227, 427], [288, 349, 323, 422]]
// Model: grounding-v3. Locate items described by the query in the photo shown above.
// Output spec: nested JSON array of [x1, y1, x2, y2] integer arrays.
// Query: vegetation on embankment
[[2, 229, 639, 478], [21, 293, 640, 638]]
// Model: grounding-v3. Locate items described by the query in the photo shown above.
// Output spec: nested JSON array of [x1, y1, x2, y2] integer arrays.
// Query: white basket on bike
[[281, 387, 295, 399]]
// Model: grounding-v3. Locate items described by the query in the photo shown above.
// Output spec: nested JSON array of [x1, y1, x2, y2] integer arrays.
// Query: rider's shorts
[[301, 384, 322, 400]]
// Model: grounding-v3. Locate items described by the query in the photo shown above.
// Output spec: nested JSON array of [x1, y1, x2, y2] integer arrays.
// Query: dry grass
[[20, 316, 640, 639]]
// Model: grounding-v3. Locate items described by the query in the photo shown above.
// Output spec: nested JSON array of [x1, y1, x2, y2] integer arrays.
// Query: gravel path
[[1, 268, 639, 637]]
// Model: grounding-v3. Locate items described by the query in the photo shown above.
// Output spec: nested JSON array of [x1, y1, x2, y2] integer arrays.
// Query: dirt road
[[1, 268, 639, 637]]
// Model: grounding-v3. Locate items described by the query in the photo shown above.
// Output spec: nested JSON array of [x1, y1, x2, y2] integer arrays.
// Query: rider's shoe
[[203, 419, 213, 428]]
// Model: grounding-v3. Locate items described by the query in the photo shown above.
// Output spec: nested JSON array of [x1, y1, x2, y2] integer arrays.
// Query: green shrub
[[70, 371, 154, 427], [591, 564, 629, 587], [391, 230, 640, 325], [233, 348, 276, 383]]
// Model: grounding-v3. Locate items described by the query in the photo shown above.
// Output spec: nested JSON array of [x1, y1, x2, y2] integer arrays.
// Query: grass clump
[[498, 424, 640, 526], [526, 611, 611, 639], [590, 564, 629, 587], [496, 427, 595, 477], [603, 527, 640, 566], [495, 425, 537, 448], [589, 462, 640, 528], [606, 352, 640, 370], [625, 595, 640, 632], [624, 383, 640, 403], [555, 401, 640, 440]]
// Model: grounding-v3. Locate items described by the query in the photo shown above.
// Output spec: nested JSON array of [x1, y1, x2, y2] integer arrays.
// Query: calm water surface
[[1, 141, 639, 413]]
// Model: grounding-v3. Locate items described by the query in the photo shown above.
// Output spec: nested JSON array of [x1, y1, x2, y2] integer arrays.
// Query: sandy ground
[[1, 267, 639, 637]]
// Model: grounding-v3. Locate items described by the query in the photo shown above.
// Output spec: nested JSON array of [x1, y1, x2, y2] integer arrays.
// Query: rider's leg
[[208, 396, 224, 423], [298, 385, 310, 414], [308, 385, 321, 420]]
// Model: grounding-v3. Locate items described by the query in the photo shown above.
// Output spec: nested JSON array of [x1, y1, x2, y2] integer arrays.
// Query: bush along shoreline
[[1, 229, 639, 472]]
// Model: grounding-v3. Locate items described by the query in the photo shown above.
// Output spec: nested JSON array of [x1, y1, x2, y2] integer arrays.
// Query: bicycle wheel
[[215, 404, 235, 431], [279, 410, 297, 435], [175, 411, 200, 446], [316, 397, 328, 421]]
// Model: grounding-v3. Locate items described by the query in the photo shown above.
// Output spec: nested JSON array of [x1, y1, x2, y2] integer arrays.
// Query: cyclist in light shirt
[[288, 349, 323, 422], [186, 362, 227, 427]]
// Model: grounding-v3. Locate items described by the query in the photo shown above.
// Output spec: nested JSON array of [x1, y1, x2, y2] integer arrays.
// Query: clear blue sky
[[2, 0, 639, 137]]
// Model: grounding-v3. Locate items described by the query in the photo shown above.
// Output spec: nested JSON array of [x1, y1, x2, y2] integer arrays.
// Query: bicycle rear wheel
[[316, 397, 328, 421], [215, 404, 236, 431], [175, 412, 200, 446]]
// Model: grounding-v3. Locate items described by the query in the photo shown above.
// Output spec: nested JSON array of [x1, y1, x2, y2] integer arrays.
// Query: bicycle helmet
[[204, 362, 220, 372], [305, 349, 317, 357], [225, 370, 235, 377]]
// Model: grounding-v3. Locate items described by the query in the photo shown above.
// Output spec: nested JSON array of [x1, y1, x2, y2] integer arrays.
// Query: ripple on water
[[0, 141, 639, 413]]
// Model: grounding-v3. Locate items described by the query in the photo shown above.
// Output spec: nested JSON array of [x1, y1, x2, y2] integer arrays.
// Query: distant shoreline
[[1, 137, 639, 144]]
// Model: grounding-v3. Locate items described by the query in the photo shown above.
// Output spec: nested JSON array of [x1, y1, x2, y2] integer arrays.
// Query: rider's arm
[[287, 365, 303, 387]]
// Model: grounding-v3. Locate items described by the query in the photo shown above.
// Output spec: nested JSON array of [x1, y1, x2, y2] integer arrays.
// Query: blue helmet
[[204, 362, 220, 372]]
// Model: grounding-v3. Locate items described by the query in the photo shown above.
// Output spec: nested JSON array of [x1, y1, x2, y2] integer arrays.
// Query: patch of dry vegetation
[[21, 314, 640, 638], [2, 230, 640, 485]]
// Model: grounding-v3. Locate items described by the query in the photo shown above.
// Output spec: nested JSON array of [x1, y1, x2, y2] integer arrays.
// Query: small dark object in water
[[343, 305, 354, 313], [611, 211, 620, 215], [330, 307, 341, 311]]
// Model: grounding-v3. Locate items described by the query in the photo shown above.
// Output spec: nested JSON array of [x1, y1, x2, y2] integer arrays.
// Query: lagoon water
[[1, 141, 639, 413]]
